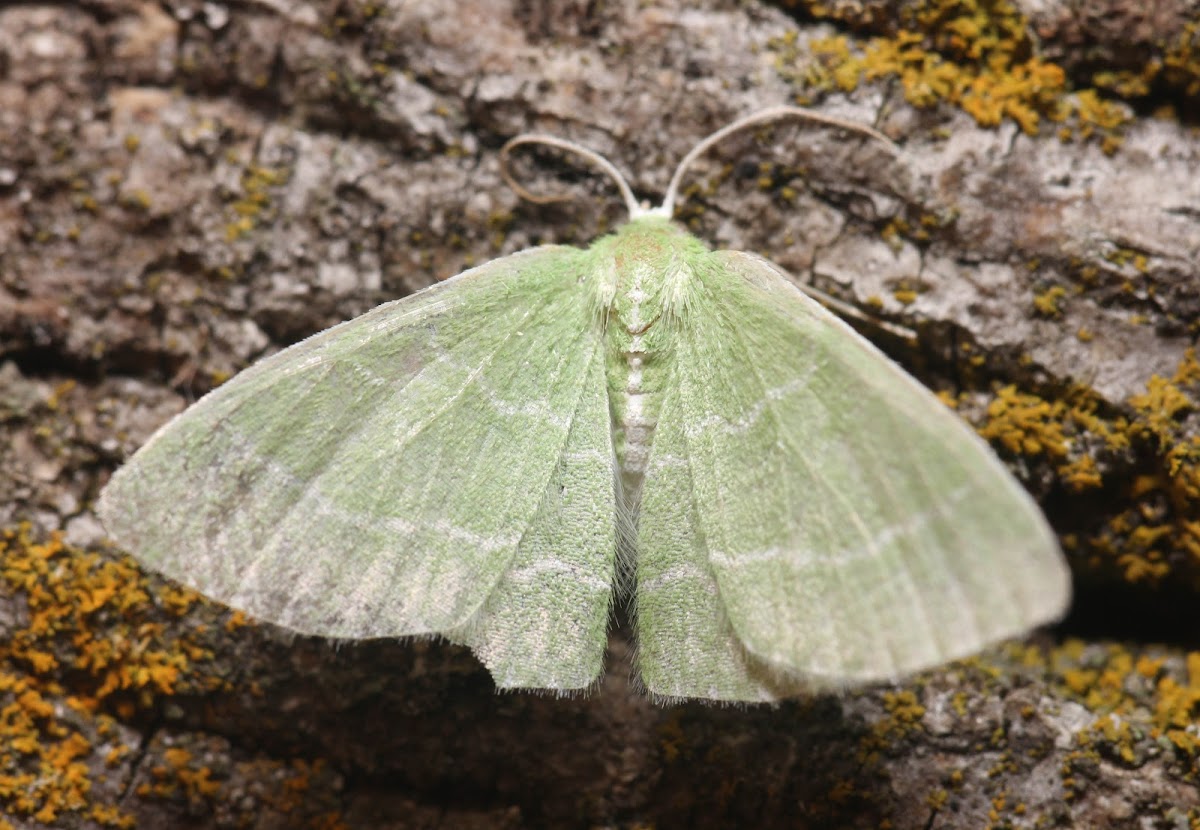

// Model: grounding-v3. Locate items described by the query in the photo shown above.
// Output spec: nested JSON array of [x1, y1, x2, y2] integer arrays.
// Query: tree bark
[[2, 1, 1198, 828]]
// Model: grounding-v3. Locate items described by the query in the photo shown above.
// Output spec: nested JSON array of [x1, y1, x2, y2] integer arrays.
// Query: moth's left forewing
[[99, 245, 620, 693], [644, 247, 1069, 690]]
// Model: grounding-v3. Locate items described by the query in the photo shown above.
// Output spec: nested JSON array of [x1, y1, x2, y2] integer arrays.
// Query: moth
[[98, 107, 1070, 702]]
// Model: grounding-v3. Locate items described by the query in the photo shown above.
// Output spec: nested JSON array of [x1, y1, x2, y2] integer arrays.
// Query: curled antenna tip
[[500, 133, 641, 220], [661, 105, 901, 217]]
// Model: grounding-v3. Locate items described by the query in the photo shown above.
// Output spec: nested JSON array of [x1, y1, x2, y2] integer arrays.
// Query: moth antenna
[[661, 105, 900, 217], [500, 133, 642, 220]]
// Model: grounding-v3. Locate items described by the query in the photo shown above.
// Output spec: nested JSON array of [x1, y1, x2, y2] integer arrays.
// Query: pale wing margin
[[660, 250, 1069, 689], [99, 246, 619, 690]]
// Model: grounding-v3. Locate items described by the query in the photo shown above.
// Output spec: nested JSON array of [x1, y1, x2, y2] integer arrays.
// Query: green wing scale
[[99, 246, 619, 691], [633, 246, 1069, 699]]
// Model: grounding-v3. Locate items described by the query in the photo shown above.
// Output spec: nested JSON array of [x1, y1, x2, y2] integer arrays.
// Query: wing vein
[[238, 296, 552, 618], [877, 394, 984, 654], [461, 327, 611, 627], [720, 320, 863, 676]]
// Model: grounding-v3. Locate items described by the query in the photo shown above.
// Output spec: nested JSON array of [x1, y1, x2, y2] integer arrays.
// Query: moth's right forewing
[[633, 247, 1069, 700], [695, 250, 1069, 683]]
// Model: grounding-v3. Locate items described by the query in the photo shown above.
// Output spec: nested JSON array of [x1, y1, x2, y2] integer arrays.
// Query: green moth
[[98, 107, 1070, 702]]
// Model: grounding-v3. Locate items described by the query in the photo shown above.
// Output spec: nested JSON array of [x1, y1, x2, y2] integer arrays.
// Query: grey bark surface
[[2, 1, 1199, 828]]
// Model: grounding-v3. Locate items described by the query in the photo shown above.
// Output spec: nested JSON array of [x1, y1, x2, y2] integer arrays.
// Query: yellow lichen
[[142, 746, 222, 803], [969, 357, 1199, 589], [978, 382, 1138, 498], [979, 386, 1068, 460], [1037, 640, 1200, 779], [225, 163, 292, 241], [119, 189, 152, 211], [1129, 375, 1194, 452], [858, 689, 928, 764], [0, 524, 352, 824], [1162, 21, 1200, 98], [1033, 285, 1067, 317], [1090, 350, 1200, 586], [782, 0, 1130, 148], [0, 525, 229, 825]]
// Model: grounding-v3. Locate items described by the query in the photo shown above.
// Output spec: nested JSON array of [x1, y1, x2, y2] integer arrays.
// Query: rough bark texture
[[2, 1, 1199, 828]]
